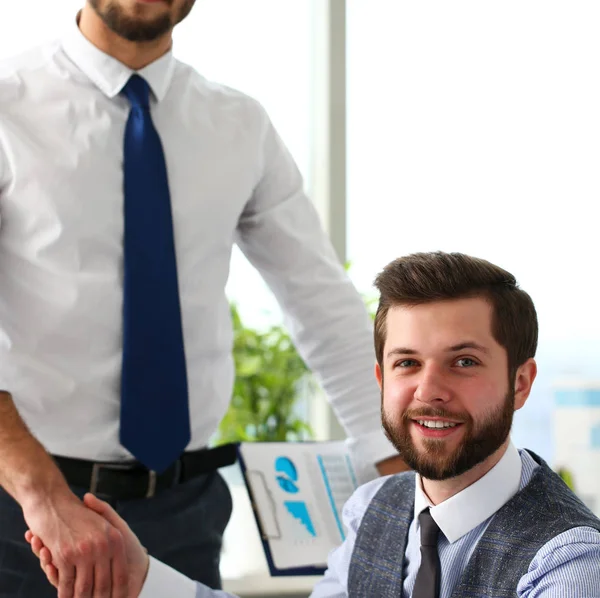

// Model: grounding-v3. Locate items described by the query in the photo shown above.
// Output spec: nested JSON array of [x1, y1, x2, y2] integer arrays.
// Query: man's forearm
[[0, 390, 70, 507]]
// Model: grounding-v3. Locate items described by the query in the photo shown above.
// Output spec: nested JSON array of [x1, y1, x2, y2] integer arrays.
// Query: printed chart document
[[236, 441, 375, 576]]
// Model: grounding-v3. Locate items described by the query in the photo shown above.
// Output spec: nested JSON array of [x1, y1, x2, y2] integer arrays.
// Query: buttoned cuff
[[138, 557, 197, 598]]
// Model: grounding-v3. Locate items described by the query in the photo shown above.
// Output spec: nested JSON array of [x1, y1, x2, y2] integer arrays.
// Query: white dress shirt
[[139, 443, 600, 597], [0, 17, 394, 467], [413, 439, 523, 543]]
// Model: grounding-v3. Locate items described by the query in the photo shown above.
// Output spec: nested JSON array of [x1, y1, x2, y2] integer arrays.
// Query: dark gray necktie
[[412, 508, 441, 598]]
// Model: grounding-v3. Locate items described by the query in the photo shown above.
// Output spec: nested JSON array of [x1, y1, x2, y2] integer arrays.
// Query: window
[[347, 1, 600, 464]]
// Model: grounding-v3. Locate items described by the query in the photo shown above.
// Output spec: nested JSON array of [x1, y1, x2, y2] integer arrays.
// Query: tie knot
[[122, 74, 150, 109], [418, 509, 440, 547]]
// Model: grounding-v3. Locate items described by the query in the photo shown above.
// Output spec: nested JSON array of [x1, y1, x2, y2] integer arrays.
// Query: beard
[[89, 0, 196, 43], [382, 391, 515, 481]]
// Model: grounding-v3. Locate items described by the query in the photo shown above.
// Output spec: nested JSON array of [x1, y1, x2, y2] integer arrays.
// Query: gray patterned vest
[[347, 451, 600, 597]]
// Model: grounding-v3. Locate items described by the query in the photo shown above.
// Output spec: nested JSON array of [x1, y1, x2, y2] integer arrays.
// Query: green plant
[[557, 467, 575, 491], [215, 304, 315, 443], [216, 265, 377, 445]]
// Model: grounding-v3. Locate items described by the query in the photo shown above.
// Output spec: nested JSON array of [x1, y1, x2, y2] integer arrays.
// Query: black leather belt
[[52, 443, 237, 500]]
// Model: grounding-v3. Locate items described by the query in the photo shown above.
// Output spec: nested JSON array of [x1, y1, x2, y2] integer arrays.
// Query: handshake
[[25, 493, 150, 598]]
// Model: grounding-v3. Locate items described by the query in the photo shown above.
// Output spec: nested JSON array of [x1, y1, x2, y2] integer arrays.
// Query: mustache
[[402, 407, 470, 424]]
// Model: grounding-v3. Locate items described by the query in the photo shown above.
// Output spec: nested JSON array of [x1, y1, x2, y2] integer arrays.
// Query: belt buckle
[[144, 458, 183, 497], [145, 470, 157, 498]]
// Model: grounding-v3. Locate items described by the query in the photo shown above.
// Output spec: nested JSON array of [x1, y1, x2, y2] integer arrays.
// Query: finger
[[46, 564, 60, 589], [41, 548, 60, 589], [40, 546, 53, 567], [109, 527, 129, 598], [31, 535, 44, 559], [83, 494, 114, 520], [83, 495, 128, 538], [57, 562, 76, 598], [25, 530, 33, 543], [72, 562, 94, 598], [83, 495, 130, 597], [93, 559, 112, 598]]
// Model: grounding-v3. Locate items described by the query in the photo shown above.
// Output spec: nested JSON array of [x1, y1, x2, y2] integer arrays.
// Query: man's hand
[[26, 493, 150, 598], [22, 491, 130, 598], [0, 392, 131, 597]]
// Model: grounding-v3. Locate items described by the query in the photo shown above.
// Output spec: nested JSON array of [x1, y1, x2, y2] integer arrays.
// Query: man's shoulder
[[518, 449, 600, 525], [0, 39, 61, 103], [171, 58, 269, 121], [519, 526, 600, 595], [541, 526, 600, 559]]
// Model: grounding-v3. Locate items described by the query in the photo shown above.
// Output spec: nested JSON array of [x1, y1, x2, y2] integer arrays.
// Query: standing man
[[0, 1, 404, 596]]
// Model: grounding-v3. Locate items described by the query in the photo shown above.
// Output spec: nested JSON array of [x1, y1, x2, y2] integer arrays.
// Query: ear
[[375, 362, 383, 391], [513, 358, 537, 411]]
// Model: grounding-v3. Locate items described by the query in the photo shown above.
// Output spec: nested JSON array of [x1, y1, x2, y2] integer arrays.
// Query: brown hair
[[374, 252, 538, 382]]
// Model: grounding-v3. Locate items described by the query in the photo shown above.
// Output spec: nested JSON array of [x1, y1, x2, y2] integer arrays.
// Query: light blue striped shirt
[[313, 443, 600, 597], [139, 443, 600, 598]]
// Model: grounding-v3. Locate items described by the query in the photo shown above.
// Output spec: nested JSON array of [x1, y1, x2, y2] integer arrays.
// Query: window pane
[[348, 1, 600, 464]]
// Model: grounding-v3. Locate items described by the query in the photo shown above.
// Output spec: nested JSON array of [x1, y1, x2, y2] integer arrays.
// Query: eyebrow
[[386, 342, 490, 360]]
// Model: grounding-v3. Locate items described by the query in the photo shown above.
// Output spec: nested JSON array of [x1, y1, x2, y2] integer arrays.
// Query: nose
[[413, 364, 452, 404]]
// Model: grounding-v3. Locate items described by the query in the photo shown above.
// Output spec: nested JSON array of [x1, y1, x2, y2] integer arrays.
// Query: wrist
[[18, 471, 72, 512]]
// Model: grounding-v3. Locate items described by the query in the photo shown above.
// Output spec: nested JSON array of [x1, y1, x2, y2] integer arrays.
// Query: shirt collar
[[61, 12, 175, 102], [414, 441, 522, 543]]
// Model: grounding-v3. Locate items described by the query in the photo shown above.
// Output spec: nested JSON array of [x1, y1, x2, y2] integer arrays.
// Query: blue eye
[[397, 359, 417, 367], [456, 358, 477, 367]]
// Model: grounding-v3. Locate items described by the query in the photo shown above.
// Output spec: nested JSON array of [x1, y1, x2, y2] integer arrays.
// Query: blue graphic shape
[[275, 456, 298, 481], [276, 475, 299, 494], [591, 425, 600, 449], [284, 501, 316, 537]]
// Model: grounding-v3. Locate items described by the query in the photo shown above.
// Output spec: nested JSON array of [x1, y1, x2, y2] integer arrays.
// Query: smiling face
[[376, 297, 532, 481]]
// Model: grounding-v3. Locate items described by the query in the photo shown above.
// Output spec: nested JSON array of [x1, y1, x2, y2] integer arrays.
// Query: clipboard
[[235, 441, 365, 577]]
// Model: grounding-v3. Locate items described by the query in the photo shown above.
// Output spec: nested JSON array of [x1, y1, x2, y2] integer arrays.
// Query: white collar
[[61, 12, 175, 101], [414, 441, 522, 543]]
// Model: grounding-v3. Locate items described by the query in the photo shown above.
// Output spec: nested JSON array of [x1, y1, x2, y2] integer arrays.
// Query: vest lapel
[[348, 472, 416, 597]]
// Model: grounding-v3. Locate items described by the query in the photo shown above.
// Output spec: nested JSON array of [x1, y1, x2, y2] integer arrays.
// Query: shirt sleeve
[[0, 134, 5, 205], [138, 557, 238, 598], [517, 526, 600, 597], [236, 103, 396, 468], [309, 477, 388, 598]]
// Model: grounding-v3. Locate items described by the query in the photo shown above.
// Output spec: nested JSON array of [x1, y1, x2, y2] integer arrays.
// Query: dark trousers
[[0, 471, 232, 597]]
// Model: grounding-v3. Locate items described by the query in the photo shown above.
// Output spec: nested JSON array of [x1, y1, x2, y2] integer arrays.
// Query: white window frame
[[308, 0, 348, 443]]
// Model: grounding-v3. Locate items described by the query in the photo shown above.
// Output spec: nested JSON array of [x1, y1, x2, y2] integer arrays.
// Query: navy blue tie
[[119, 74, 190, 473]]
